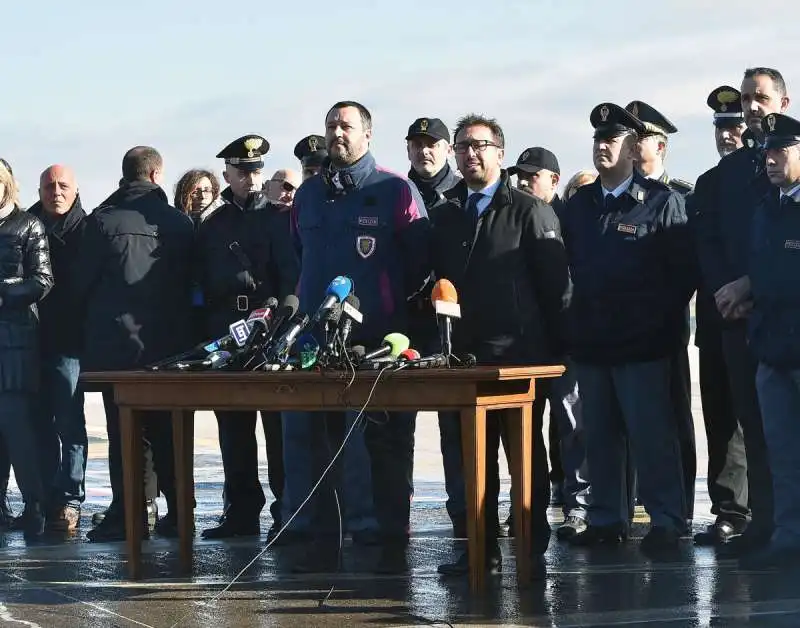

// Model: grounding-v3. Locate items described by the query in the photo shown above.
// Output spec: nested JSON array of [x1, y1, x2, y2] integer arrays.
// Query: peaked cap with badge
[[707, 86, 745, 128], [763, 113, 800, 150], [405, 117, 450, 143], [590, 102, 646, 140], [294, 134, 327, 167], [625, 101, 678, 137], [216, 134, 270, 171], [508, 147, 560, 176]]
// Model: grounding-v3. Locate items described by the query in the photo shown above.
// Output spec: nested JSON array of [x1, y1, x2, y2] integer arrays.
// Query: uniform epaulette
[[668, 178, 694, 194]]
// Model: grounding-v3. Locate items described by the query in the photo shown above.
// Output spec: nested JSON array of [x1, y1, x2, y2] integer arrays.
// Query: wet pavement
[[3, 353, 800, 627], [3, 466, 800, 627]]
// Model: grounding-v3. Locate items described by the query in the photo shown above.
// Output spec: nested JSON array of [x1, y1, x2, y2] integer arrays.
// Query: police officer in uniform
[[294, 135, 327, 181], [197, 135, 299, 539], [742, 112, 800, 569], [689, 86, 749, 545], [563, 103, 694, 554], [624, 100, 696, 531], [693, 67, 790, 557]]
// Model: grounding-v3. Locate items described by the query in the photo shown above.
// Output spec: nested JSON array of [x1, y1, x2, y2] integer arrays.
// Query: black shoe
[[739, 544, 800, 570], [556, 515, 588, 541], [717, 527, 772, 558], [694, 517, 747, 547], [201, 515, 259, 539], [568, 524, 627, 547], [437, 545, 502, 577], [291, 544, 341, 573], [640, 526, 681, 556], [21, 503, 46, 541], [550, 482, 565, 507], [154, 512, 191, 538], [87, 515, 149, 542]]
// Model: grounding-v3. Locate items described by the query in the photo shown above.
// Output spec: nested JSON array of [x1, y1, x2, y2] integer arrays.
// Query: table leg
[[120, 407, 144, 580], [460, 405, 487, 593], [507, 403, 533, 585], [172, 410, 195, 574]]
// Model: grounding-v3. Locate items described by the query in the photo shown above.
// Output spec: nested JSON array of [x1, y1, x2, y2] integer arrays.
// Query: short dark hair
[[122, 146, 163, 182], [453, 114, 505, 148], [743, 67, 788, 96], [326, 100, 372, 130]]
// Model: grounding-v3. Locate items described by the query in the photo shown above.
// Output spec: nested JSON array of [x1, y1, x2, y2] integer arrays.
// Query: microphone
[[296, 333, 321, 369], [431, 279, 461, 358], [311, 276, 353, 324], [338, 294, 363, 348], [403, 353, 448, 369], [362, 333, 410, 361], [269, 312, 311, 361], [173, 350, 233, 371], [259, 295, 300, 354], [398, 348, 421, 361]]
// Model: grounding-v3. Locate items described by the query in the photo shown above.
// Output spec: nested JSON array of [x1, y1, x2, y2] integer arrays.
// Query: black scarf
[[409, 163, 453, 207]]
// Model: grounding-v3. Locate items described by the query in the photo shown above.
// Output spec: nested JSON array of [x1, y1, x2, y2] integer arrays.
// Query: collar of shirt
[[644, 166, 665, 182], [467, 177, 502, 216], [601, 174, 633, 199], [781, 181, 800, 202]]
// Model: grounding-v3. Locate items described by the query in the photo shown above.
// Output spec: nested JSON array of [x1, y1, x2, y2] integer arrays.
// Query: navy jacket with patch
[[561, 173, 696, 364], [291, 152, 430, 346], [748, 191, 800, 369]]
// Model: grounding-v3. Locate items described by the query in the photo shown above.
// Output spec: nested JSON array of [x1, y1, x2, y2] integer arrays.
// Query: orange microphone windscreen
[[431, 278, 458, 303]]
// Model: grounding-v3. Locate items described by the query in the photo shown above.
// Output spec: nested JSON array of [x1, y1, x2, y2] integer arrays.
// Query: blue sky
[[3, 0, 799, 208]]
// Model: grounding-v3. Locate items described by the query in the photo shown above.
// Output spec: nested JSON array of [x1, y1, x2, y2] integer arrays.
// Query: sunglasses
[[281, 181, 296, 192]]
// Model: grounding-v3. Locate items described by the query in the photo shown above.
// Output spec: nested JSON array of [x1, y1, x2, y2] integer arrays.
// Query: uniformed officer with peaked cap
[[293, 134, 327, 181], [562, 102, 693, 554], [197, 133, 299, 540]]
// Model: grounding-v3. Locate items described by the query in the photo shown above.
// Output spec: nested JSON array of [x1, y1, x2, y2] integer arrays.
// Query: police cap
[[625, 101, 678, 136], [508, 147, 560, 176], [707, 86, 745, 128], [216, 134, 269, 171], [294, 134, 327, 167], [590, 102, 646, 140], [405, 117, 450, 143], [763, 113, 800, 150]]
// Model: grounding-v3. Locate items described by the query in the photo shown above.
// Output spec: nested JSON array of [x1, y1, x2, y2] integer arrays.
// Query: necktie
[[466, 192, 484, 235], [603, 193, 615, 211]]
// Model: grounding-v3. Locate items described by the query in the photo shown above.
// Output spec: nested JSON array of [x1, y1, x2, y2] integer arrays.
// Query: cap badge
[[766, 114, 776, 132], [599, 105, 610, 122], [718, 90, 739, 104], [419, 119, 429, 132], [630, 102, 639, 118], [243, 137, 263, 158], [720, 104, 728, 112], [308, 136, 318, 151], [521, 150, 530, 161]]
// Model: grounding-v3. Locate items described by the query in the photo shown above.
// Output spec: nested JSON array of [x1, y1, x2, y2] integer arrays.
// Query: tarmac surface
[[2, 345, 800, 627]]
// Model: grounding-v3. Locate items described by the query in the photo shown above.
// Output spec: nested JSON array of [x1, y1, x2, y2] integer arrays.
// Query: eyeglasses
[[191, 187, 214, 196], [281, 181, 296, 193], [453, 140, 502, 154]]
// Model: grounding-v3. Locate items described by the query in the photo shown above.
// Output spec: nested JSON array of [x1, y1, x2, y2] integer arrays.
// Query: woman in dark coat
[[0, 159, 52, 538]]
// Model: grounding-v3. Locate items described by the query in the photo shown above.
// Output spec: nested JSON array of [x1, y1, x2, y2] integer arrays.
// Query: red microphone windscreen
[[400, 349, 420, 360]]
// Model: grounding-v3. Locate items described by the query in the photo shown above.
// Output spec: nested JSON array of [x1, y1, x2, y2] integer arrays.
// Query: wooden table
[[82, 365, 564, 592]]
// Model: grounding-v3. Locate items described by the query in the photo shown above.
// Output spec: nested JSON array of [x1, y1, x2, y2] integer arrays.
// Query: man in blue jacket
[[285, 100, 430, 573], [741, 112, 800, 570], [562, 103, 695, 554]]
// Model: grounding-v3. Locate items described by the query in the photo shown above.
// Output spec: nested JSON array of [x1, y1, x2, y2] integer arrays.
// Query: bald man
[[27, 166, 89, 532], [265, 168, 302, 207]]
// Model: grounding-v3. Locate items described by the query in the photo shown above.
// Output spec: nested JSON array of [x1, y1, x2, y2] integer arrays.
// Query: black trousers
[[215, 410, 284, 523], [0, 393, 43, 505], [720, 325, 774, 534], [102, 390, 173, 512], [671, 344, 697, 520], [698, 333, 749, 517]]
